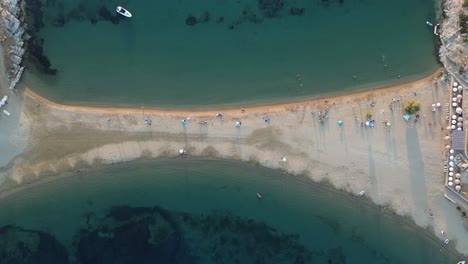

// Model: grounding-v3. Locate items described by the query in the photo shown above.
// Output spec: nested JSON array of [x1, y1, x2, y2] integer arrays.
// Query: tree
[[404, 100, 421, 114]]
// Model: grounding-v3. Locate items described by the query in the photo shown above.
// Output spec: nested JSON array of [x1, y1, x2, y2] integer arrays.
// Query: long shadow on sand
[[405, 127, 429, 214]]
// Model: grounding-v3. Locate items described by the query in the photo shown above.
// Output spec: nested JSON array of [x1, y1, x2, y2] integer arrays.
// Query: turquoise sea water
[[0, 160, 462, 263], [22, 0, 438, 107]]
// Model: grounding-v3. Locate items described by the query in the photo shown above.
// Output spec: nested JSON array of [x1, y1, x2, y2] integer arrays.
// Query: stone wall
[[0, 0, 25, 91]]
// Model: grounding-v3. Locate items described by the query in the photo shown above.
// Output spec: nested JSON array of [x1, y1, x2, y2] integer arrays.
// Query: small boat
[[444, 239, 449, 244], [456, 261, 465, 264], [256, 193, 262, 199], [358, 191, 365, 196], [434, 24, 440, 36], [116, 6, 132, 18], [426, 21, 433, 27], [2, 110, 10, 116]]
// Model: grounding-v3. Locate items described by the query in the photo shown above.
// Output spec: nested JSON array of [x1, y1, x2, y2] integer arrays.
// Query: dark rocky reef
[[185, 15, 197, 26], [0, 225, 69, 263], [290, 7, 305, 16], [0, 205, 360, 263], [258, 0, 285, 18], [98, 7, 123, 25], [23, 0, 57, 75], [74, 206, 184, 264]]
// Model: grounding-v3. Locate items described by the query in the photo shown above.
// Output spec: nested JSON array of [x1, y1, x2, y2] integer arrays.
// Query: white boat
[[358, 191, 365, 196], [2, 110, 10, 116], [456, 261, 465, 264], [434, 24, 440, 36], [426, 21, 433, 27], [116, 6, 132, 18]]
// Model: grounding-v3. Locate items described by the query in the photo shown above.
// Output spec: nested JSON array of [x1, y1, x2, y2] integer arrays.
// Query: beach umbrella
[[456, 107, 463, 114], [458, 85, 463, 89], [338, 120, 343, 125], [450, 149, 455, 153], [445, 136, 450, 140], [457, 127, 462, 131], [455, 185, 462, 191], [453, 82, 458, 87], [179, 149, 184, 154], [432, 104, 436, 108], [449, 156, 454, 160], [366, 121, 370, 126], [437, 102, 441, 107], [449, 167, 454, 172], [449, 161, 454, 166], [453, 97, 457, 102], [458, 117, 463, 122], [386, 122, 391, 127], [452, 115, 457, 119], [453, 87, 458, 92], [452, 120, 457, 124], [448, 182, 454, 187], [455, 179, 461, 184], [451, 125, 456, 129], [456, 173, 461, 178], [446, 145, 451, 150], [449, 176, 453, 181], [458, 122, 463, 127], [453, 102, 458, 107], [457, 94, 463, 99]]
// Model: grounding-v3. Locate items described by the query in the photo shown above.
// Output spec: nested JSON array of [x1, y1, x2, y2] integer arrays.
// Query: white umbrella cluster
[[447, 158, 463, 192]]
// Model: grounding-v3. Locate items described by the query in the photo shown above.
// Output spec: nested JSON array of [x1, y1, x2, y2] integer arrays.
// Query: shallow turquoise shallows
[[23, 0, 438, 108], [0, 160, 462, 263]]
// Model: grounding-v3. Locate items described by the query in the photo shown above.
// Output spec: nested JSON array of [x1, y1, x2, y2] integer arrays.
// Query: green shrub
[[404, 100, 421, 114]]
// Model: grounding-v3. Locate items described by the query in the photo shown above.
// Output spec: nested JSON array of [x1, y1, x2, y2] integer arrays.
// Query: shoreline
[[24, 68, 443, 115], [0, 157, 465, 260]]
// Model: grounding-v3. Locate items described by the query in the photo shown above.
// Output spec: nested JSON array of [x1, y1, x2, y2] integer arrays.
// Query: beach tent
[[403, 114, 411, 121], [456, 108, 463, 114]]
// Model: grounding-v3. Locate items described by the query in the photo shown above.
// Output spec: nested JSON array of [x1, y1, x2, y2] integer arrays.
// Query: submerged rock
[[289, 7, 305, 16], [258, 0, 285, 18], [0, 225, 69, 263], [185, 15, 197, 26]]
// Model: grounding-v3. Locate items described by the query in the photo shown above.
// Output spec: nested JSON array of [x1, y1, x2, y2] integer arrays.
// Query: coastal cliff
[[440, 0, 468, 86], [0, 0, 24, 92]]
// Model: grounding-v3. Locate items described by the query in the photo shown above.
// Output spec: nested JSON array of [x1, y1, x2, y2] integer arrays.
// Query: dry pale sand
[[1, 68, 468, 255]]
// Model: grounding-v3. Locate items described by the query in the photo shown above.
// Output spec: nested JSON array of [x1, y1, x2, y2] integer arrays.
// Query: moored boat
[[116, 6, 132, 18], [256, 193, 262, 199], [2, 110, 10, 116], [426, 21, 433, 27]]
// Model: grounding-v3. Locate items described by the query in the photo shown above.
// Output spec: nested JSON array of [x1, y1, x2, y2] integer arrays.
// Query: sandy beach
[[0, 68, 466, 255]]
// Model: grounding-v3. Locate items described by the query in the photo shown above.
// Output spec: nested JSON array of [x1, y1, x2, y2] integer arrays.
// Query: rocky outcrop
[[0, 0, 25, 91], [439, 0, 468, 86]]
